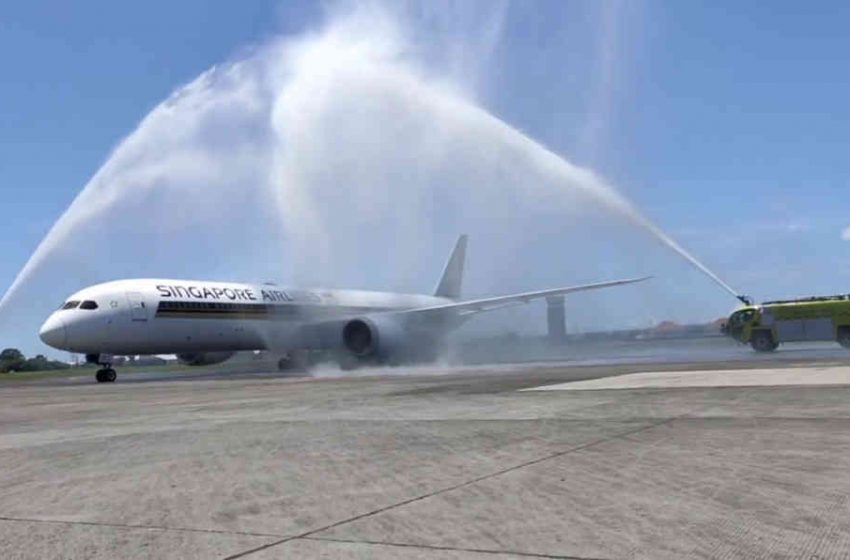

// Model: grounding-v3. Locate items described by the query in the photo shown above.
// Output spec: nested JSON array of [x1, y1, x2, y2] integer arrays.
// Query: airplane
[[39, 235, 649, 382]]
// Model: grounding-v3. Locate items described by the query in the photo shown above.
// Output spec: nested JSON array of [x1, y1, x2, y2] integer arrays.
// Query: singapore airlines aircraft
[[39, 236, 648, 382]]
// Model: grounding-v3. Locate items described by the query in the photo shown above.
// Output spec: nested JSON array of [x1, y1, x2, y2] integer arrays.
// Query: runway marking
[[302, 535, 611, 559], [521, 365, 850, 391], [223, 416, 678, 560]]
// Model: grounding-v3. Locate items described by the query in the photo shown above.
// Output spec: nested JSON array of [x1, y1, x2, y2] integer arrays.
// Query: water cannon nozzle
[[737, 295, 754, 306]]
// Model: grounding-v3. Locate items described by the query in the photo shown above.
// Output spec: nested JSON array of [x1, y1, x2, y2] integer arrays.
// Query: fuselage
[[39, 278, 450, 355]]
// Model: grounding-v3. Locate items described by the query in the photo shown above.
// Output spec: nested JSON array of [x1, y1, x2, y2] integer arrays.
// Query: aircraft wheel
[[277, 353, 312, 376], [337, 353, 361, 371], [277, 353, 305, 371], [105, 368, 117, 382], [95, 369, 106, 383]]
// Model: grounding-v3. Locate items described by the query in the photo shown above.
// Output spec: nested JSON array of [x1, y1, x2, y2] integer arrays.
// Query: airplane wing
[[401, 276, 651, 320]]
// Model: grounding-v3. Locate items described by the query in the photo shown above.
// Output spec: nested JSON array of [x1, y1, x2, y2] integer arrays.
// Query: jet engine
[[176, 351, 236, 366], [341, 317, 406, 359]]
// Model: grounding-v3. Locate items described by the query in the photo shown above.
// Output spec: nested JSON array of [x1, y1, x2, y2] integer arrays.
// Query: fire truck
[[723, 295, 850, 352]]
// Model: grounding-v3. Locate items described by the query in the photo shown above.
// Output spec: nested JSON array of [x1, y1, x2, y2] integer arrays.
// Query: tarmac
[[3, 344, 850, 559]]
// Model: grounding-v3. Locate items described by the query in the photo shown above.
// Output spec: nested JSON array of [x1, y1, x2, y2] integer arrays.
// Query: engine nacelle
[[341, 317, 406, 359], [176, 351, 236, 366]]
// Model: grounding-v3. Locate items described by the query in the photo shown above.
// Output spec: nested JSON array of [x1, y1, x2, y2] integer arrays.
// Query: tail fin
[[434, 235, 467, 300]]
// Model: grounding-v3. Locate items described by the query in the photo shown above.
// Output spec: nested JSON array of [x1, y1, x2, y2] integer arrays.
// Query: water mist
[[0, 4, 736, 349]]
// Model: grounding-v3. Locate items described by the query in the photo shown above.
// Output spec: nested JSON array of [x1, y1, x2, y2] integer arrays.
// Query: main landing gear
[[86, 354, 117, 383], [95, 368, 117, 383], [276, 350, 315, 377]]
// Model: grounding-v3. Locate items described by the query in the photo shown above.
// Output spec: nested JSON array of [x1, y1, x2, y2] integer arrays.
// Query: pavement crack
[[0, 515, 282, 539], [302, 535, 612, 559], [222, 416, 677, 559]]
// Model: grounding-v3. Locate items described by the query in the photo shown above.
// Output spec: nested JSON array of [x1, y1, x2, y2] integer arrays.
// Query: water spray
[[0, 3, 743, 328], [619, 214, 745, 303]]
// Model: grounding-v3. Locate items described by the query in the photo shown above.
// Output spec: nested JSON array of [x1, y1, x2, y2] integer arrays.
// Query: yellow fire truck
[[723, 295, 850, 352]]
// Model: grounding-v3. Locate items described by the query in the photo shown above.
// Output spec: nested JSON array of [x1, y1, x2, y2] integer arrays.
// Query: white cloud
[[842, 227, 850, 241]]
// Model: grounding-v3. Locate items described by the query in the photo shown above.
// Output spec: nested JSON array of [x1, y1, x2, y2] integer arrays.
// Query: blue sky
[[2, 1, 850, 354]]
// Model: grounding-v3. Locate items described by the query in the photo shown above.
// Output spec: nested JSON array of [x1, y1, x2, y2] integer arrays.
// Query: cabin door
[[126, 292, 149, 322]]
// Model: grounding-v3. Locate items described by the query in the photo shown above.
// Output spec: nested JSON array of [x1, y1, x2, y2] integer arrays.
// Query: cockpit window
[[61, 301, 80, 310], [79, 300, 99, 310]]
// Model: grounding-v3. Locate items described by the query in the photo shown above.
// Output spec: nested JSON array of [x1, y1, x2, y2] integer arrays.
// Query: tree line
[[0, 348, 70, 373]]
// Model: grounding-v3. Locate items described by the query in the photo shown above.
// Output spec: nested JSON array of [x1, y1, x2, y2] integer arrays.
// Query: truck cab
[[723, 306, 777, 352]]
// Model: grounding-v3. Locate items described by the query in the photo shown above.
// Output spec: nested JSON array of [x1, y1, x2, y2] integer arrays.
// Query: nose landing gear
[[86, 354, 117, 383]]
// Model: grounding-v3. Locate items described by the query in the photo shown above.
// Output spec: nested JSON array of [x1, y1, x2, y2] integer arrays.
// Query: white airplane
[[39, 236, 648, 382]]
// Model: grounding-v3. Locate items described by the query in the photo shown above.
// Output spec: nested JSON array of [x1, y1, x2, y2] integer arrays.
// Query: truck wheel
[[838, 328, 850, 349], [750, 330, 778, 352]]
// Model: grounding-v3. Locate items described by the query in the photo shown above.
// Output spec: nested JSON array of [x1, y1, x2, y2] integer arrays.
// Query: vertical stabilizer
[[434, 235, 467, 300]]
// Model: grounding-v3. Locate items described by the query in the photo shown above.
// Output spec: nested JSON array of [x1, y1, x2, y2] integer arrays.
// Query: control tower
[[546, 296, 566, 342]]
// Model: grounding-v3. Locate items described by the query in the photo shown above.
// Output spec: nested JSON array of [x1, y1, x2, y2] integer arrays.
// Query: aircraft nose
[[39, 314, 67, 349]]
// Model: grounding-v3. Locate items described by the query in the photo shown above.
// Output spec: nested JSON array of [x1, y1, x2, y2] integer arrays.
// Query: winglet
[[434, 235, 467, 300]]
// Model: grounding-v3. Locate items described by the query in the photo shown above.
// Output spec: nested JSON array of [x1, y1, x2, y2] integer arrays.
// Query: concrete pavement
[[2, 358, 850, 558]]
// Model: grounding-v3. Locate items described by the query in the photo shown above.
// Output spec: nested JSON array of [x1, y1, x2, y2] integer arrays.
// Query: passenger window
[[80, 300, 99, 310]]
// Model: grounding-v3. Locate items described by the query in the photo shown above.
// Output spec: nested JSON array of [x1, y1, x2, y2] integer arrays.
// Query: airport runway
[[3, 350, 850, 558]]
